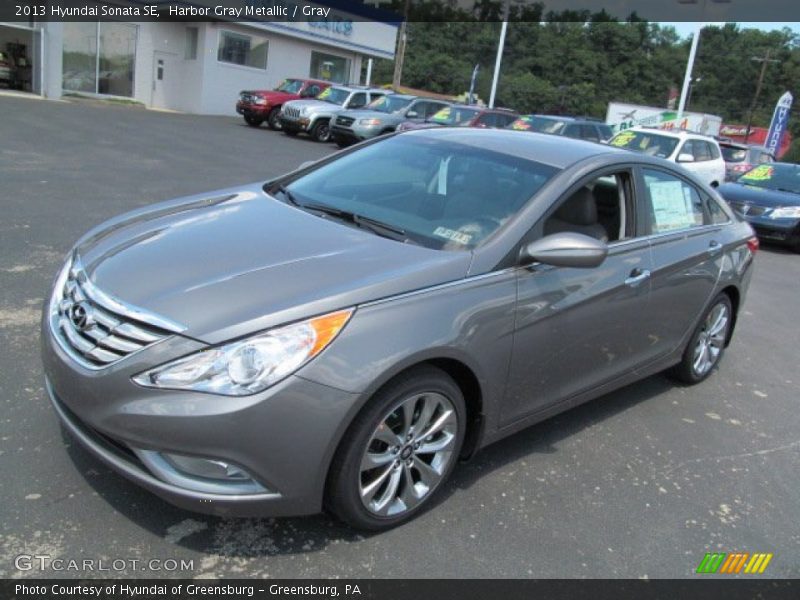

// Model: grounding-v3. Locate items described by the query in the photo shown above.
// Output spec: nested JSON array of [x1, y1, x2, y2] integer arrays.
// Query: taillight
[[747, 237, 759, 254], [733, 163, 752, 172]]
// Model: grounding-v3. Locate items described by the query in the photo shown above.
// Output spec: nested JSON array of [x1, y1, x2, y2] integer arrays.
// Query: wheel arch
[[322, 352, 487, 500], [719, 284, 740, 346]]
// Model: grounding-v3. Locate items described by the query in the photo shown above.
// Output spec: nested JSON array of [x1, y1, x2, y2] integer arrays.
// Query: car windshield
[[608, 130, 680, 159], [281, 135, 559, 250], [275, 79, 304, 94], [737, 164, 800, 194], [510, 116, 567, 134], [316, 87, 350, 105], [721, 145, 748, 162], [368, 95, 414, 113], [429, 106, 480, 126]]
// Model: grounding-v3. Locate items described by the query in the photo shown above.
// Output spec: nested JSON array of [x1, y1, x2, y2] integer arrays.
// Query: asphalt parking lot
[[1, 94, 798, 579]]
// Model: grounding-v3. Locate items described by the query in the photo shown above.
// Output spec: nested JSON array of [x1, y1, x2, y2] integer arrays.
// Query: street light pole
[[676, 22, 702, 123], [391, 0, 411, 91], [488, 20, 508, 108]]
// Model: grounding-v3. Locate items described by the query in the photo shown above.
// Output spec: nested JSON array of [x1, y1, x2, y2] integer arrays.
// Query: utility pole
[[391, 0, 411, 91], [745, 49, 780, 142], [676, 22, 702, 123]]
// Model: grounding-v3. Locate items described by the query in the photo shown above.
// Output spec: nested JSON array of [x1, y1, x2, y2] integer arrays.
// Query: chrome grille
[[336, 115, 355, 127], [283, 106, 301, 119], [49, 256, 184, 369]]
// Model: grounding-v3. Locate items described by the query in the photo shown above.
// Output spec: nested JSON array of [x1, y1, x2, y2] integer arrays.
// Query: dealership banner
[[765, 91, 794, 159], [2, 579, 799, 600]]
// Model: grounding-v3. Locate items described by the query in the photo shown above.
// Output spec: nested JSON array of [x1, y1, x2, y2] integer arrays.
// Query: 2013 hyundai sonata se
[[42, 129, 757, 530]]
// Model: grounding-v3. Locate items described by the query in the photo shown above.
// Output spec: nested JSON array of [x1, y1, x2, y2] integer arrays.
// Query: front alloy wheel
[[327, 366, 465, 530], [359, 392, 457, 517]]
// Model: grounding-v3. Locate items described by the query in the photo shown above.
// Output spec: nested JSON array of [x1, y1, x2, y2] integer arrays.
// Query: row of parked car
[[235, 78, 798, 252], [235, 78, 614, 146]]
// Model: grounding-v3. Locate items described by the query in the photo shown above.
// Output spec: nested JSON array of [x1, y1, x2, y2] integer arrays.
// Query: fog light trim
[[133, 449, 273, 496]]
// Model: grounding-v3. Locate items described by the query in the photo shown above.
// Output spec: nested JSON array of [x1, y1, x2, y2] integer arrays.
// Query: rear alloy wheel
[[311, 119, 331, 143], [668, 293, 733, 384], [327, 366, 465, 530], [267, 107, 282, 130], [244, 115, 263, 127]]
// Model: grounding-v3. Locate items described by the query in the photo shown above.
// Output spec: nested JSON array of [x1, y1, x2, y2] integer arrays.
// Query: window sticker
[[740, 165, 774, 182], [317, 87, 332, 100], [511, 117, 532, 131], [649, 180, 697, 232], [433, 226, 472, 245], [610, 131, 636, 147], [432, 107, 451, 120]]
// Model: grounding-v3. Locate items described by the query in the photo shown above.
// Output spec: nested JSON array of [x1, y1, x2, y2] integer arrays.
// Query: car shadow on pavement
[[61, 371, 677, 559]]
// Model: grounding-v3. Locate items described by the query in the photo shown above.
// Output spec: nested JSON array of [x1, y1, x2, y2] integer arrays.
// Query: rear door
[[637, 166, 723, 359]]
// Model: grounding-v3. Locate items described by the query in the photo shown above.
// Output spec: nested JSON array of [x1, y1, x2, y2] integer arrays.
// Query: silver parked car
[[330, 94, 451, 147], [42, 129, 757, 530]]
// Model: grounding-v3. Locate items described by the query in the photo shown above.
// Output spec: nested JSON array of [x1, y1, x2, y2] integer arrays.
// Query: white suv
[[608, 127, 727, 187]]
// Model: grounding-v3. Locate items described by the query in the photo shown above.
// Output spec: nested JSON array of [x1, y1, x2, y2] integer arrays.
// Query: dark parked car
[[236, 78, 330, 130], [509, 115, 614, 143], [718, 162, 800, 251], [43, 129, 756, 531], [719, 141, 775, 181], [397, 104, 518, 131]]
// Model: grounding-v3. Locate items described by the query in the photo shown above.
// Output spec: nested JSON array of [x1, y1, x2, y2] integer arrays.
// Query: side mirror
[[520, 232, 608, 269], [677, 153, 695, 163], [406, 110, 419, 118]]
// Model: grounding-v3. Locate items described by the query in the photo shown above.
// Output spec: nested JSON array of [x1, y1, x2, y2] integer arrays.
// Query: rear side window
[[597, 125, 613, 140], [707, 196, 731, 224], [642, 168, 706, 234], [580, 124, 600, 142], [563, 124, 582, 139], [708, 142, 721, 160]]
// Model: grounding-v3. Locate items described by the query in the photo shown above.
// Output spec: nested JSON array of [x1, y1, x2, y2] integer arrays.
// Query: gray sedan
[[42, 129, 757, 530]]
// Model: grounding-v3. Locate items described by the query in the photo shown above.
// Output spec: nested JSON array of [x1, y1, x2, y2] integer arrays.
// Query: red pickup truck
[[236, 78, 331, 130]]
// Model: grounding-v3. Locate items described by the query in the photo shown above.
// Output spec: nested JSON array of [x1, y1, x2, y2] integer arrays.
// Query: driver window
[[348, 93, 367, 108], [541, 172, 632, 244]]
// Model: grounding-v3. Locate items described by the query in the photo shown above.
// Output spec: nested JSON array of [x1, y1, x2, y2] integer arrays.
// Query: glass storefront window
[[98, 23, 136, 96], [310, 51, 350, 84], [217, 30, 268, 70], [62, 22, 97, 93], [62, 22, 136, 97]]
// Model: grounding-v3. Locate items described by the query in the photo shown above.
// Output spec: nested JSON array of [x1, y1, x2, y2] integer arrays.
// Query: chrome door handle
[[708, 240, 723, 255], [625, 268, 651, 287]]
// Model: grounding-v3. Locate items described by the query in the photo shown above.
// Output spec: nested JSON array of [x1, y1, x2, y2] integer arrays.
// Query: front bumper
[[42, 317, 360, 517], [235, 101, 270, 117], [330, 124, 381, 143], [279, 113, 311, 132], [741, 214, 800, 244]]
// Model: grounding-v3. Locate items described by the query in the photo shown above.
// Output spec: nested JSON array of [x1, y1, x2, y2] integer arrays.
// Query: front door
[[151, 51, 176, 110], [501, 169, 657, 426]]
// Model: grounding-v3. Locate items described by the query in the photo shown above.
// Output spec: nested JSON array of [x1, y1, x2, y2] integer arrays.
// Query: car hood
[[243, 90, 298, 103], [285, 99, 342, 113], [75, 184, 471, 344], [718, 183, 800, 207], [339, 109, 399, 122]]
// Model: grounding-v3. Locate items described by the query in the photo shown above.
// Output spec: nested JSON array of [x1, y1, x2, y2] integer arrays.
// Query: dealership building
[[0, 5, 397, 114]]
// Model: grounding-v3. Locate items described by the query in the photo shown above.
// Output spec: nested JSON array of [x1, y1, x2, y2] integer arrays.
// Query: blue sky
[[665, 22, 800, 39]]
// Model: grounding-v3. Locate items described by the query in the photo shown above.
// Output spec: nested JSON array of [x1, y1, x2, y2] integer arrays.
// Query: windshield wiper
[[775, 187, 800, 195], [299, 202, 411, 243], [274, 184, 301, 207]]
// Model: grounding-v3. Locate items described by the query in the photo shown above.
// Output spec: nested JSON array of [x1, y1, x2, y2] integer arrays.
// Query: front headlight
[[358, 118, 382, 127], [133, 309, 353, 396], [769, 206, 800, 219], [254, 97, 268, 106]]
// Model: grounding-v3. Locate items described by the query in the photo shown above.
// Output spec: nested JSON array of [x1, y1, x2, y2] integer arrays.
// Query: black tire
[[282, 128, 299, 137], [244, 115, 263, 127], [327, 365, 466, 531], [668, 293, 733, 384], [311, 119, 331, 143], [334, 139, 351, 149], [267, 107, 282, 130]]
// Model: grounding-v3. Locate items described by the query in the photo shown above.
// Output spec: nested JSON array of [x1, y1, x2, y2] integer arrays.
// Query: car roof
[[627, 127, 719, 141], [331, 85, 391, 93], [405, 127, 625, 168]]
